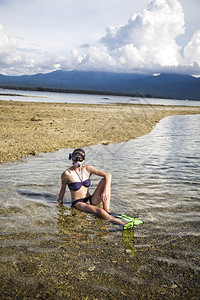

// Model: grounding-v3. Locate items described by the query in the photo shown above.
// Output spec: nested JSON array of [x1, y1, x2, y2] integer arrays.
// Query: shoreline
[[1, 85, 200, 101], [1, 100, 200, 163], [2, 86, 199, 100]]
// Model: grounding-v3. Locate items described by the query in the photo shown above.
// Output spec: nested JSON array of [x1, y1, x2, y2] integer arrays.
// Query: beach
[[1, 113, 200, 299], [1, 100, 200, 163]]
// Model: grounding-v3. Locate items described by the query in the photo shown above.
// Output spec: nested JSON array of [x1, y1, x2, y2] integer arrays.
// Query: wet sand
[[1, 100, 200, 163]]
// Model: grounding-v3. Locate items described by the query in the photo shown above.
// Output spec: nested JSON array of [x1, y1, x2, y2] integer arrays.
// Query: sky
[[0, 0, 200, 76]]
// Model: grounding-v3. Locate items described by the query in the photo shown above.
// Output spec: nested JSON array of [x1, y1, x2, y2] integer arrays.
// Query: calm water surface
[[0, 114, 200, 299], [1, 88, 200, 106]]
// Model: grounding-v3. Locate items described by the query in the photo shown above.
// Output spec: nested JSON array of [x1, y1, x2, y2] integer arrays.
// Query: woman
[[57, 148, 126, 226]]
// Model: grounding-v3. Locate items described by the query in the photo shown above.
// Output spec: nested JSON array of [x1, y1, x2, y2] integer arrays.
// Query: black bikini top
[[68, 178, 91, 191]]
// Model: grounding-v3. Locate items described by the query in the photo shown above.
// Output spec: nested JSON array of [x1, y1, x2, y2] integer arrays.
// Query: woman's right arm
[[57, 171, 68, 204]]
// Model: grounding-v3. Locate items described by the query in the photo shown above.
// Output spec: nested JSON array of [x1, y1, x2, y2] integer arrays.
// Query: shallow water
[[1, 88, 200, 106], [0, 114, 200, 299]]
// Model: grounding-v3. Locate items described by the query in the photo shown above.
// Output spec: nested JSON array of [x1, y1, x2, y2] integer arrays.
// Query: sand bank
[[0, 100, 200, 163]]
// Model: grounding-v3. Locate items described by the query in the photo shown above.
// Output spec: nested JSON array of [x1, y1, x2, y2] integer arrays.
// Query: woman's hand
[[101, 190, 109, 203]]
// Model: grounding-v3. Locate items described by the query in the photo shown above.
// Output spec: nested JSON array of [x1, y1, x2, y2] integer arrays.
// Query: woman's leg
[[74, 202, 125, 225], [91, 178, 111, 212]]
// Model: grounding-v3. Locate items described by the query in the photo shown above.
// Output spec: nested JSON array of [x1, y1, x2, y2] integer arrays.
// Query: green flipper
[[123, 221, 134, 230], [134, 219, 143, 226], [118, 214, 135, 222], [123, 218, 143, 230], [109, 212, 143, 226]]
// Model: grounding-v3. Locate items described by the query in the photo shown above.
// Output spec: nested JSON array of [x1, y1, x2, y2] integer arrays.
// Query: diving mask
[[69, 152, 85, 162]]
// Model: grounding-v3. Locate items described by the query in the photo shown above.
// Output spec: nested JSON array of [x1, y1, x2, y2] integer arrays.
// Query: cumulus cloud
[[101, 0, 184, 68], [64, 0, 200, 75], [0, 24, 24, 72], [184, 30, 200, 65]]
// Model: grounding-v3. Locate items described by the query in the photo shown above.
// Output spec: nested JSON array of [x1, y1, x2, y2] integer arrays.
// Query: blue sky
[[0, 0, 199, 76]]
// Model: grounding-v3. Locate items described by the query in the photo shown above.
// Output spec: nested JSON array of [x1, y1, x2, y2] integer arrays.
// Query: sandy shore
[[1, 100, 200, 163]]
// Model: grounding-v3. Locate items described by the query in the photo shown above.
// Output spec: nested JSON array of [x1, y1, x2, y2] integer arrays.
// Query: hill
[[0, 70, 199, 100]]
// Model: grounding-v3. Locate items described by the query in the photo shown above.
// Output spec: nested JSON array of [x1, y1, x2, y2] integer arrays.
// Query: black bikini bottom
[[72, 195, 92, 207]]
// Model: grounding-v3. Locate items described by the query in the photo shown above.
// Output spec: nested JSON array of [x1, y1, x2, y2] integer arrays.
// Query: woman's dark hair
[[72, 148, 85, 156]]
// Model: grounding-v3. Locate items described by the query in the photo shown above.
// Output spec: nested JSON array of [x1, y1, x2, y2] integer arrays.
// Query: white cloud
[[102, 0, 184, 50], [100, 0, 185, 69], [184, 30, 200, 65], [75, 0, 199, 74], [0, 24, 16, 52], [77, 46, 116, 71], [0, 23, 25, 74]]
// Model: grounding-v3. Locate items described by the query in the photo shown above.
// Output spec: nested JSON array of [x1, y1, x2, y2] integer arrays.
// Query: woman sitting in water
[[57, 148, 125, 226]]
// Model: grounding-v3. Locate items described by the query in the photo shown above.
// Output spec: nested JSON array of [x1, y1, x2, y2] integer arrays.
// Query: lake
[[0, 88, 200, 106], [0, 114, 200, 299]]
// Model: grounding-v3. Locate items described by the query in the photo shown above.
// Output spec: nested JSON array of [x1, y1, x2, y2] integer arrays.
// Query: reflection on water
[[0, 114, 200, 299], [1, 88, 200, 106]]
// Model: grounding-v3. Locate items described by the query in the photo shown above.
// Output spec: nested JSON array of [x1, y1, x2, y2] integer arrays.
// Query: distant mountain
[[0, 70, 199, 100]]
